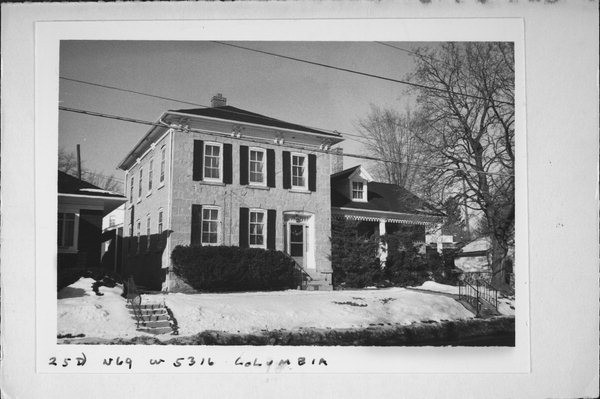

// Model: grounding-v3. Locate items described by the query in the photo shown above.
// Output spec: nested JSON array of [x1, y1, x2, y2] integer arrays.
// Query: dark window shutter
[[239, 207, 249, 248], [193, 140, 204, 181], [267, 209, 276, 250], [282, 151, 291, 189], [308, 154, 317, 192], [223, 143, 233, 184], [267, 149, 276, 188], [191, 205, 202, 245], [239, 145, 249, 185]]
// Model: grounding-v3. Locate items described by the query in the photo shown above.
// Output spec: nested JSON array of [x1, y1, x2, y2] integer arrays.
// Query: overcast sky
[[59, 41, 425, 184]]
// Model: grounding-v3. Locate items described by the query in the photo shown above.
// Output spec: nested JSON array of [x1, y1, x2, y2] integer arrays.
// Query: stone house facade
[[118, 94, 343, 291]]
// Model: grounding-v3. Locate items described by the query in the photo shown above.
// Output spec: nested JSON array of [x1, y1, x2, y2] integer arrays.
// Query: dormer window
[[351, 180, 368, 202]]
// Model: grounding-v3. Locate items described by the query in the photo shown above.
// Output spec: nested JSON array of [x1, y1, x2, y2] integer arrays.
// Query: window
[[351, 181, 366, 201], [109, 216, 116, 227], [158, 209, 163, 235], [136, 220, 141, 253], [138, 168, 143, 199], [291, 153, 307, 189], [57, 212, 75, 248], [128, 222, 133, 237], [160, 146, 166, 184], [129, 176, 134, 202], [249, 148, 266, 185], [146, 215, 151, 250], [148, 159, 153, 192], [201, 206, 220, 244], [249, 210, 266, 247], [203, 142, 222, 181]]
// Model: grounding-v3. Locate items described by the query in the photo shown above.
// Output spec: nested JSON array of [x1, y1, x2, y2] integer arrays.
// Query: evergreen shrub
[[170, 245, 298, 292]]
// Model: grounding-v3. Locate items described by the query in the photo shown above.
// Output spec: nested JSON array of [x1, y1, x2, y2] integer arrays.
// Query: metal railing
[[458, 276, 499, 317], [282, 252, 312, 290], [125, 276, 143, 328]]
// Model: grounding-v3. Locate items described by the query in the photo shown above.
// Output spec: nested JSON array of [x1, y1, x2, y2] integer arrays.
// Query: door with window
[[288, 223, 308, 267]]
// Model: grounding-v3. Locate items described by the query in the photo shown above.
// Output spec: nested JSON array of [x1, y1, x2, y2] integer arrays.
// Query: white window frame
[[203, 142, 223, 182], [248, 147, 267, 186], [158, 209, 163, 235], [249, 209, 267, 248], [350, 180, 368, 202], [148, 158, 153, 194], [200, 205, 221, 245], [159, 145, 166, 186], [136, 219, 141, 253], [291, 152, 308, 190], [57, 211, 78, 252], [138, 167, 143, 202], [146, 214, 151, 250]]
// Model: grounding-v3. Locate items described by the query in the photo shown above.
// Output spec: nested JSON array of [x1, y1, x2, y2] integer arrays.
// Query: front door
[[289, 223, 307, 267]]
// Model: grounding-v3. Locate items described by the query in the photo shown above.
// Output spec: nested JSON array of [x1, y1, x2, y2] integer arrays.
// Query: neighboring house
[[425, 234, 458, 253], [100, 204, 125, 274], [58, 171, 127, 271], [117, 94, 344, 291], [330, 165, 445, 262]]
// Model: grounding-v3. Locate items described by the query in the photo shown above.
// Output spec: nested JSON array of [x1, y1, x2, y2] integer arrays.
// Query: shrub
[[57, 268, 123, 292], [170, 245, 298, 292], [330, 219, 381, 288]]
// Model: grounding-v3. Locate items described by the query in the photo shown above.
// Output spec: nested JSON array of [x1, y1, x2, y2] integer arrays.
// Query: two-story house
[[118, 94, 343, 291]]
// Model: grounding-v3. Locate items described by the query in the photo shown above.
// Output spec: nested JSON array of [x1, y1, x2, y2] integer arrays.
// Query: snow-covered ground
[[150, 287, 473, 336], [57, 278, 146, 339], [58, 278, 515, 341]]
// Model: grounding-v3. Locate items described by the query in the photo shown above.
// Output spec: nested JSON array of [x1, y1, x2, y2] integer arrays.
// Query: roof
[[58, 171, 125, 199], [170, 106, 341, 137], [331, 167, 444, 217]]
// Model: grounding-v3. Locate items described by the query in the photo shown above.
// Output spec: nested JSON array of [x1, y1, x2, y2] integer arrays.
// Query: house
[[57, 171, 127, 271], [117, 94, 344, 291], [100, 204, 125, 274], [330, 165, 445, 264]]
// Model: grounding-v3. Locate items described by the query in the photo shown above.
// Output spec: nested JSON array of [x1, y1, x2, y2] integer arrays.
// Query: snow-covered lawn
[[151, 287, 473, 337], [57, 278, 144, 339], [58, 278, 515, 341]]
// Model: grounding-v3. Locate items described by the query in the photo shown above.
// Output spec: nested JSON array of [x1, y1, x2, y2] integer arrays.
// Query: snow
[[57, 278, 144, 339], [154, 287, 474, 336], [412, 281, 460, 295], [79, 188, 118, 195]]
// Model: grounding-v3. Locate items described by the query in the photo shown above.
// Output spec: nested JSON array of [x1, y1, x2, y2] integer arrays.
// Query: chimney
[[211, 93, 227, 108], [330, 147, 344, 174]]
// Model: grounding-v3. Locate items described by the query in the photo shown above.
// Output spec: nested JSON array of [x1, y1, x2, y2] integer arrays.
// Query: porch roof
[[332, 207, 444, 226]]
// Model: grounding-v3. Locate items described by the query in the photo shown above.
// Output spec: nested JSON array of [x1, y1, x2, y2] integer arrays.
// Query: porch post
[[378, 219, 386, 236]]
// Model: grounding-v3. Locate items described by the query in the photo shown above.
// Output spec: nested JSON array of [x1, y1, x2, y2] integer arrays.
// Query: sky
[[59, 41, 425, 187]]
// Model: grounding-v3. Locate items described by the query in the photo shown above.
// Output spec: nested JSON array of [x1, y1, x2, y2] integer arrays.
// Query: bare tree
[[409, 42, 515, 286], [58, 147, 124, 194], [355, 105, 426, 192]]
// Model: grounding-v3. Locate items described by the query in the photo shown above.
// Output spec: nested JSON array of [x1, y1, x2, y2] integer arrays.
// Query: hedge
[[171, 245, 298, 292]]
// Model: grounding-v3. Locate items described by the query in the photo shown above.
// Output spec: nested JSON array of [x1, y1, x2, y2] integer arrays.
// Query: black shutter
[[191, 205, 202, 246], [308, 153, 317, 192], [223, 143, 233, 184], [267, 209, 276, 250], [267, 149, 276, 188], [282, 151, 291, 189], [239, 207, 249, 248], [239, 145, 249, 185], [193, 140, 204, 181]]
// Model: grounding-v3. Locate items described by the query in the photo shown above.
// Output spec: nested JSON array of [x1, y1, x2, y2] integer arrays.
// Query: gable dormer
[[347, 166, 374, 202]]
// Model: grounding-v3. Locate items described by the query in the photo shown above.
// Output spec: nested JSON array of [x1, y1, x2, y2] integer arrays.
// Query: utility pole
[[76, 144, 82, 181]]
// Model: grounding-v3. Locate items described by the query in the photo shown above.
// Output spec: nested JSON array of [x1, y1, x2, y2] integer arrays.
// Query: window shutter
[[193, 140, 204, 181], [191, 205, 202, 246], [239, 145, 249, 185], [267, 149, 276, 188], [239, 207, 249, 248], [267, 209, 276, 250], [282, 151, 291, 189], [308, 154, 317, 192], [223, 143, 233, 184]]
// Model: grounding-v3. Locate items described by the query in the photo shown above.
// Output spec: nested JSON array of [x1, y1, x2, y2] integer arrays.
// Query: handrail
[[458, 275, 499, 317], [282, 251, 312, 289]]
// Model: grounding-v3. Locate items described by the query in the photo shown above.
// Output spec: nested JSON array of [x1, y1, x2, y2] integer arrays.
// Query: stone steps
[[305, 280, 333, 291], [128, 301, 176, 335]]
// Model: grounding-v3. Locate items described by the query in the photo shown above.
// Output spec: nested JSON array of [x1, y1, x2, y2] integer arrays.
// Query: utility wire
[[59, 105, 514, 178], [212, 41, 514, 106], [60, 75, 369, 142]]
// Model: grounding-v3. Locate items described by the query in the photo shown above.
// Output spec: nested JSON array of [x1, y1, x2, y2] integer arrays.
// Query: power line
[[212, 41, 514, 106], [59, 75, 369, 143], [59, 105, 514, 178]]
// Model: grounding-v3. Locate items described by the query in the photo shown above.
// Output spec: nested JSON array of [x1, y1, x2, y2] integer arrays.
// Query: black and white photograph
[[56, 40, 516, 346]]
